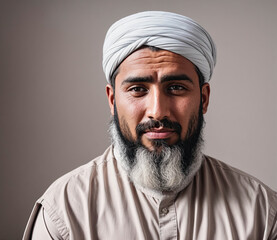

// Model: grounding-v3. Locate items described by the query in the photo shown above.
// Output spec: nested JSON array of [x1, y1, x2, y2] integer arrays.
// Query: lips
[[144, 128, 175, 139]]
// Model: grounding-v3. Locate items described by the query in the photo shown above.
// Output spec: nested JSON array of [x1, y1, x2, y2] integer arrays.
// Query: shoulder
[[201, 155, 277, 238], [202, 155, 277, 208], [205, 155, 275, 189], [42, 146, 113, 197], [203, 155, 277, 192], [33, 146, 115, 238], [38, 146, 115, 216]]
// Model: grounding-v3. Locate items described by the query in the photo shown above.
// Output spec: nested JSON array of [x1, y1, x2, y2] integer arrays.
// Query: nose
[[146, 88, 170, 120]]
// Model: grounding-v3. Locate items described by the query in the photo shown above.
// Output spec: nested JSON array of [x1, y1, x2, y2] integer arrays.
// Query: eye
[[167, 84, 187, 95], [168, 85, 184, 90], [128, 86, 148, 97], [130, 86, 147, 92]]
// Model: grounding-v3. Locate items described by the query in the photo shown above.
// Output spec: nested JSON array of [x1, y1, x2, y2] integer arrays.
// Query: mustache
[[136, 119, 182, 137]]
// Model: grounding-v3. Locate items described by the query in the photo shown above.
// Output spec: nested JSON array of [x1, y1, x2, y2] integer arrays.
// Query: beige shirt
[[23, 146, 277, 239]]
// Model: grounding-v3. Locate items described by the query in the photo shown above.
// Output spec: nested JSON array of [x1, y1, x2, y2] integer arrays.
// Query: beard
[[110, 103, 204, 193]]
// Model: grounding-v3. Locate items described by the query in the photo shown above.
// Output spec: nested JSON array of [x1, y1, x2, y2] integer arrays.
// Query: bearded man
[[24, 11, 277, 239]]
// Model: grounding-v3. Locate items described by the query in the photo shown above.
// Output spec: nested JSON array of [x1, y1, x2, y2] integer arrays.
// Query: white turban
[[103, 11, 216, 83]]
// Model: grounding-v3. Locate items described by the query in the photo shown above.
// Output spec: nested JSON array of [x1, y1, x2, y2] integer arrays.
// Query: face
[[106, 48, 210, 151]]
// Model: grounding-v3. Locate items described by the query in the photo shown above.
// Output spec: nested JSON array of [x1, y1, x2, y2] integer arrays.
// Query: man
[[24, 11, 277, 239]]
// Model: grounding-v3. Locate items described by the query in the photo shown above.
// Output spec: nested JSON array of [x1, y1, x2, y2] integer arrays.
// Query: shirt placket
[[158, 197, 178, 240]]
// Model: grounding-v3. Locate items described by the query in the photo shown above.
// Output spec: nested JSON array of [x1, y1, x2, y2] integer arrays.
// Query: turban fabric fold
[[103, 11, 216, 83]]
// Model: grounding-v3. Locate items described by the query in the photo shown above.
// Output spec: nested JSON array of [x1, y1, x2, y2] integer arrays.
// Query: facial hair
[[110, 103, 204, 193]]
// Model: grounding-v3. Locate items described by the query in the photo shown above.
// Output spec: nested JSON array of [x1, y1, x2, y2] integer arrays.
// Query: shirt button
[[160, 207, 169, 216]]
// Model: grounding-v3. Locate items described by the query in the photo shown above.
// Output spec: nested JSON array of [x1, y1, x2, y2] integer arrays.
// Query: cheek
[[173, 98, 197, 118], [118, 99, 144, 117], [116, 97, 145, 131], [173, 99, 200, 137]]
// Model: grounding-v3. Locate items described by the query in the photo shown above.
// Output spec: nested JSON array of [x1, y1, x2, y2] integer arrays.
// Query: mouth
[[144, 128, 176, 139]]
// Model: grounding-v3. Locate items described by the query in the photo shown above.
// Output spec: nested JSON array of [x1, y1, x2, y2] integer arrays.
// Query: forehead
[[116, 48, 199, 83]]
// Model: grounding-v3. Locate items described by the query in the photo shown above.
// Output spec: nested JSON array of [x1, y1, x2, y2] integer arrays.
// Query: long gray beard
[[110, 121, 204, 193]]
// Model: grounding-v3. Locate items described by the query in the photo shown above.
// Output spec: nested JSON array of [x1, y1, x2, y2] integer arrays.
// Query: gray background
[[1, 0, 276, 239]]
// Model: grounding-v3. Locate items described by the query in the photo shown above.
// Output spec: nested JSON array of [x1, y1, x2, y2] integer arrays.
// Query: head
[[103, 11, 216, 192]]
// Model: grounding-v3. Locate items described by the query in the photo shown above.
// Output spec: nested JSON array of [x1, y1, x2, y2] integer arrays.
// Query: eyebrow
[[121, 76, 154, 85], [121, 74, 193, 86], [161, 74, 193, 83]]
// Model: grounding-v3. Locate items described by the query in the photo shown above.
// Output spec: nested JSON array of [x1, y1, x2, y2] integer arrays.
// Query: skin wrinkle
[[110, 46, 205, 89]]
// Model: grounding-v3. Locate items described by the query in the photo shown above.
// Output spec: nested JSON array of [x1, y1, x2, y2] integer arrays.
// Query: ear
[[201, 83, 210, 114], [106, 84, 115, 115]]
